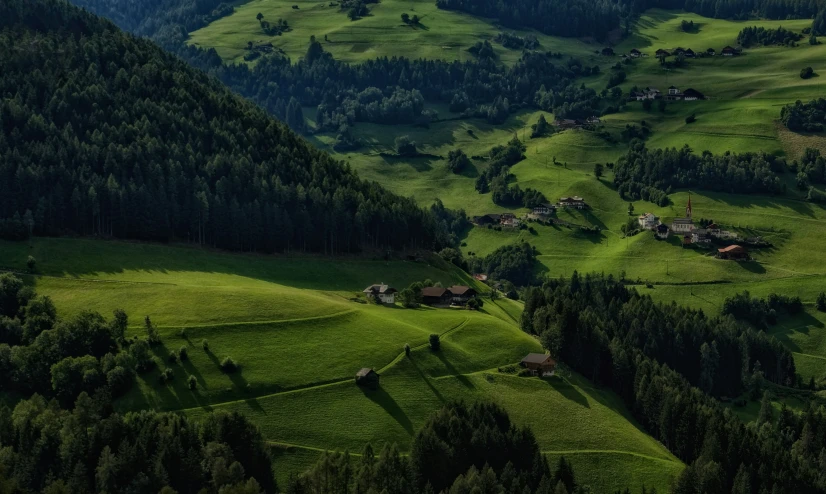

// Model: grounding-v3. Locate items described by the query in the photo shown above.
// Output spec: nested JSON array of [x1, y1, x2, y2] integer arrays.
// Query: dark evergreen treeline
[[286, 401, 592, 494], [737, 25, 804, 46], [468, 242, 539, 287], [722, 290, 804, 328], [612, 141, 786, 203], [522, 273, 826, 493], [781, 98, 826, 132], [0, 0, 455, 253]]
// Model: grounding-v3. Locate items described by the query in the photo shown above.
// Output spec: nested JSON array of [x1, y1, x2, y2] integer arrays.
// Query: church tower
[[686, 193, 692, 219]]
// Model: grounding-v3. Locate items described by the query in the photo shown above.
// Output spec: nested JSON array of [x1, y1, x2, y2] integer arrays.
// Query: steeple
[[686, 193, 692, 219]]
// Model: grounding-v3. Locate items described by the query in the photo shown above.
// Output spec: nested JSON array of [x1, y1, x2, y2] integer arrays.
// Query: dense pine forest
[[522, 273, 826, 493], [0, 0, 463, 253], [612, 141, 787, 204]]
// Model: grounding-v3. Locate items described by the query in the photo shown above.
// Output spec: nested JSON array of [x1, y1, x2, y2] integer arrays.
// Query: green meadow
[[0, 238, 682, 491], [188, 0, 597, 65]]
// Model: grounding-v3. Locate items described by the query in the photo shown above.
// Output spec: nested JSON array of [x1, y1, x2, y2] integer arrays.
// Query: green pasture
[[188, 0, 597, 65]]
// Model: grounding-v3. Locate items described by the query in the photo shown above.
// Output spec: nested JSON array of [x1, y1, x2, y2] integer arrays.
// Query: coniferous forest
[[0, 0, 460, 253], [522, 273, 825, 493]]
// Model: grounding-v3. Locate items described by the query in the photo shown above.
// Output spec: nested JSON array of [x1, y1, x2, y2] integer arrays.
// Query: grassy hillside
[[0, 237, 682, 491], [189, 0, 597, 64]]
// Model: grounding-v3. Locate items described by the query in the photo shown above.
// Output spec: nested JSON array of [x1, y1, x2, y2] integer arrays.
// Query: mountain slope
[[0, 0, 445, 253]]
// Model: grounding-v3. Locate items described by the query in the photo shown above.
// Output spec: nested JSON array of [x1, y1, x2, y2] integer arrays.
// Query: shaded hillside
[[0, 0, 446, 253]]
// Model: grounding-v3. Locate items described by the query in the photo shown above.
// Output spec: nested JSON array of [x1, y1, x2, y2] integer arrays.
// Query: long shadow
[[435, 351, 475, 389], [205, 348, 264, 413], [411, 359, 446, 404], [361, 386, 414, 434], [540, 375, 590, 409], [738, 260, 766, 274]]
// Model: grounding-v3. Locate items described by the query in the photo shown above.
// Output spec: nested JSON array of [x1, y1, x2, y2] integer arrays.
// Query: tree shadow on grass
[[540, 376, 590, 409], [361, 386, 414, 435], [411, 358, 446, 404], [204, 348, 264, 413], [435, 351, 474, 389], [737, 260, 766, 274]]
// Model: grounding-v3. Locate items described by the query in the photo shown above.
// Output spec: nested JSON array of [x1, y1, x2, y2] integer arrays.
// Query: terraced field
[[0, 238, 683, 491]]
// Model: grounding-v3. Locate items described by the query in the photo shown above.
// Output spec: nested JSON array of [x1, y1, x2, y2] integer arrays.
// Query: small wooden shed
[[356, 368, 380, 389]]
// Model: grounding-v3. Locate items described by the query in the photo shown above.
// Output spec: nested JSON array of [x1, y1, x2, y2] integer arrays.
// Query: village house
[[721, 46, 739, 56], [521, 353, 556, 376], [448, 286, 478, 305], [671, 195, 695, 233], [682, 88, 705, 101], [684, 48, 696, 58], [691, 229, 712, 244], [586, 116, 601, 125], [422, 286, 451, 306], [667, 86, 683, 100], [500, 213, 521, 228], [705, 223, 720, 235], [473, 213, 501, 226], [638, 213, 659, 230], [706, 48, 716, 56], [656, 49, 671, 57], [355, 368, 380, 389], [532, 203, 556, 216], [559, 196, 587, 209], [554, 118, 582, 129], [718, 245, 748, 260], [629, 48, 642, 58], [601, 47, 615, 56], [656, 224, 670, 239], [674, 47, 686, 56], [362, 284, 397, 304]]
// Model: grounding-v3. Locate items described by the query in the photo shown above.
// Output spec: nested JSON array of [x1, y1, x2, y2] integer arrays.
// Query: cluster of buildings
[[636, 195, 748, 259], [473, 212, 521, 228], [362, 283, 478, 306], [553, 116, 601, 129], [630, 86, 705, 101]]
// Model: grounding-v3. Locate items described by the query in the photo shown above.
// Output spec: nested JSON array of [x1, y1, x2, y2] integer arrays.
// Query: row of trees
[[521, 273, 826, 492], [0, 0, 461, 254], [612, 141, 787, 203], [736, 25, 804, 47], [286, 401, 592, 494]]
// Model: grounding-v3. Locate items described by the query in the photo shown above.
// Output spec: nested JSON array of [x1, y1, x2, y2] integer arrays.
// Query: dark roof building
[[422, 286, 451, 305], [684, 48, 696, 57], [355, 368, 380, 389], [602, 47, 615, 56], [682, 88, 705, 100], [718, 245, 748, 259], [656, 49, 671, 57], [520, 353, 557, 375]]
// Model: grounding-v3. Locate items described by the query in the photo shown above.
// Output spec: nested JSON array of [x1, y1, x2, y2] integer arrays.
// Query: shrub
[[159, 367, 173, 383], [429, 334, 441, 351], [221, 356, 238, 373], [168, 351, 177, 364], [26, 256, 36, 273], [179, 346, 188, 361], [800, 66, 814, 79], [404, 343, 411, 357], [188, 375, 197, 390], [202, 339, 209, 351]]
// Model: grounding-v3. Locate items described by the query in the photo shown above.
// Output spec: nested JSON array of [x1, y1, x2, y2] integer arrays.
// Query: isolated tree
[[110, 309, 128, 343], [627, 203, 635, 215], [404, 343, 411, 357], [593, 163, 604, 179], [429, 334, 441, 351], [531, 114, 551, 137], [816, 292, 826, 311], [411, 14, 420, 24], [800, 66, 814, 79], [144, 315, 161, 345], [395, 135, 417, 155], [447, 149, 472, 173], [26, 256, 36, 273], [179, 346, 188, 360], [221, 356, 238, 372], [401, 13, 410, 23], [188, 375, 198, 390], [168, 351, 178, 364], [256, 12, 264, 21]]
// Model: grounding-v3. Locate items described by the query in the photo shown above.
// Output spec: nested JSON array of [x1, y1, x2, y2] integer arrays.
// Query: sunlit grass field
[[189, 0, 597, 64]]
